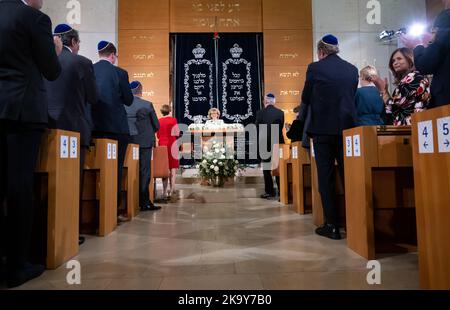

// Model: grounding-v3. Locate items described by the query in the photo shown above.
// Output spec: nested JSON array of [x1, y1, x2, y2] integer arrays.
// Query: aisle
[[15, 182, 419, 290]]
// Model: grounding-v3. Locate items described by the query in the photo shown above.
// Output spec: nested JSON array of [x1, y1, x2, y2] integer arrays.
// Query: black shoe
[[315, 224, 342, 240], [7, 263, 45, 288], [78, 236, 85, 245], [140, 205, 161, 211], [260, 193, 275, 199]]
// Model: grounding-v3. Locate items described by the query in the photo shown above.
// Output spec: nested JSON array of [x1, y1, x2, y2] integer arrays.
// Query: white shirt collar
[[21, 0, 29, 6], [63, 45, 73, 54]]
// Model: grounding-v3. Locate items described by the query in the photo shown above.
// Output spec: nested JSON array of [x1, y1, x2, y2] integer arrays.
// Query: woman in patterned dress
[[372, 47, 431, 126]]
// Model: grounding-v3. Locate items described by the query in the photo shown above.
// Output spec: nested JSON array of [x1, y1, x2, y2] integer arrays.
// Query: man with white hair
[[301, 34, 358, 240], [256, 93, 285, 200]]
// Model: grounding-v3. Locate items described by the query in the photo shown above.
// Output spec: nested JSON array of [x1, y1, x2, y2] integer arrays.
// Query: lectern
[[81, 139, 118, 237], [343, 126, 416, 259], [35, 129, 80, 269], [412, 105, 450, 290], [121, 144, 140, 219]]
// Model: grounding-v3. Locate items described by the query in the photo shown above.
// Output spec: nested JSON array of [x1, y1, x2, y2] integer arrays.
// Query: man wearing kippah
[[256, 93, 285, 199], [45, 24, 98, 246], [0, 0, 62, 288], [125, 81, 161, 211], [301, 34, 359, 240], [92, 41, 134, 223]]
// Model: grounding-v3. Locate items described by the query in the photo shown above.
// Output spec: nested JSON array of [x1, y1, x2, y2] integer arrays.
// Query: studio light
[[378, 22, 427, 42]]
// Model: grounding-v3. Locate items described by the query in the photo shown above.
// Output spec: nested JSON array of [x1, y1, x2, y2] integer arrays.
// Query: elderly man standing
[[125, 81, 161, 212], [256, 93, 285, 200], [301, 35, 358, 240], [0, 0, 62, 287]]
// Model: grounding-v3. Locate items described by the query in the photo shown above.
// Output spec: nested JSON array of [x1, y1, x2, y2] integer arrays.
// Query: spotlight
[[408, 23, 426, 37]]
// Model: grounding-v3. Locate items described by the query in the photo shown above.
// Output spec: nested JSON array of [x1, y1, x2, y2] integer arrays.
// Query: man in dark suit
[[92, 41, 133, 222], [301, 35, 358, 240], [0, 0, 62, 288], [402, 1, 450, 108], [256, 93, 285, 199], [45, 24, 98, 245], [125, 81, 161, 211]]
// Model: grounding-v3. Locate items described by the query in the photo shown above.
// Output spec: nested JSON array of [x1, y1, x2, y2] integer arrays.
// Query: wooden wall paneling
[[118, 30, 169, 67], [118, 32, 169, 65], [119, 0, 169, 30], [170, 0, 262, 33], [263, 0, 312, 30], [264, 30, 313, 66], [125, 66, 170, 107], [264, 66, 307, 104]]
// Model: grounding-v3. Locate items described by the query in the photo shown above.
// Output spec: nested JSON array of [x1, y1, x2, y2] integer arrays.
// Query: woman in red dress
[[157, 104, 180, 198]]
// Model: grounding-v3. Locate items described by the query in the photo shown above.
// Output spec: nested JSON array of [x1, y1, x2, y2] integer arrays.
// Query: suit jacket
[[286, 119, 303, 143], [125, 96, 160, 148], [92, 60, 133, 135], [414, 9, 450, 108], [0, 0, 61, 124], [255, 105, 285, 162], [45, 47, 98, 146], [301, 54, 359, 136]]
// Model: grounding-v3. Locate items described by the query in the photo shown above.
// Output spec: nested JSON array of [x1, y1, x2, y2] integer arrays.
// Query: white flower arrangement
[[197, 143, 241, 187]]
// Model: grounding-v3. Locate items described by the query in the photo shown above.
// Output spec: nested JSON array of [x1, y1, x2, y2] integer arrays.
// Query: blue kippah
[[130, 81, 141, 90], [322, 34, 338, 46], [54, 24, 73, 35], [97, 40, 111, 52], [266, 93, 275, 99]]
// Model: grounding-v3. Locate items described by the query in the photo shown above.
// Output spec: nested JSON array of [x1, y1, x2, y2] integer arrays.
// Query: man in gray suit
[[125, 81, 161, 211]]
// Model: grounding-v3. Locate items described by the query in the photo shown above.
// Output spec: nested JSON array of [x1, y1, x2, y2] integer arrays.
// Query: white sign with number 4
[[437, 116, 450, 153], [418, 120, 434, 154]]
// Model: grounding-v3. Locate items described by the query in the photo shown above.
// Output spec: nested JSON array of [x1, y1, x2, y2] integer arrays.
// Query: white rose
[[202, 160, 207, 164], [220, 155, 225, 159], [207, 152, 212, 156], [219, 162, 223, 166], [213, 159, 217, 164], [210, 165, 215, 169], [221, 148, 225, 153], [215, 149, 220, 153], [214, 166, 219, 172], [196, 165, 200, 169]]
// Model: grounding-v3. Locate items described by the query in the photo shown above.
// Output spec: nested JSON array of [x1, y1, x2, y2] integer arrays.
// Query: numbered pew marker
[[292, 146, 298, 159], [279, 148, 283, 159], [70, 137, 78, 159], [60, 135, 69, 159], [418, 120, 434, 154], [353, 135, 361, 157], [345, 136, 353, 157], [135, 147, 139, 160], [437, 116, 450, 153], [112, 144, 117, 160], [107, 143, 112, 159]]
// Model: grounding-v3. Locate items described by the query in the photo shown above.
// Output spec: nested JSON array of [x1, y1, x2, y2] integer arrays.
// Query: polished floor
[[15, 180, 419, 290]]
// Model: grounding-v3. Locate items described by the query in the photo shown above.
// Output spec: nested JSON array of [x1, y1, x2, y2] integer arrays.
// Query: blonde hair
[[360, 65, 378, 82], [208, 108, 220, 119]]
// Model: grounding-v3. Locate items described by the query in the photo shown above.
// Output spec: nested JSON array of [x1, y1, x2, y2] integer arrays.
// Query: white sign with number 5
[[437, 116, 450, 153]]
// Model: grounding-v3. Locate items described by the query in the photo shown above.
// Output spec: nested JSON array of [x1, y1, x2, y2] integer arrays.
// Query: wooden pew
[[121, 144, 140, 219], [343, 126, 415, 260], [412, 105, 450, 290], [278, 144, 292, 204], [81, 139, 118, 237], [149, 146, 169, 201], [34, 129, 80, 269], [310, 140, 345, 226], [290, 142, 312, 214]]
